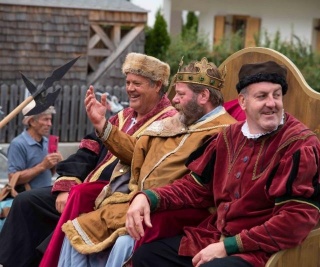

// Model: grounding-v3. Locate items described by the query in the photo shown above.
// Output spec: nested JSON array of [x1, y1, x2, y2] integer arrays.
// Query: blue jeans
[[0, 198, 13, 232], [58, 235, 135, 267]]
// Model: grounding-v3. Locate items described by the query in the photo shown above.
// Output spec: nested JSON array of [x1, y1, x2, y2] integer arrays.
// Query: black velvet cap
[[236, 61, 288, 95]]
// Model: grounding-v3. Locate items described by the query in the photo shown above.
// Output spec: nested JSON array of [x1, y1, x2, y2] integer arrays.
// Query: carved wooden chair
[[218, 47, 320, 267]]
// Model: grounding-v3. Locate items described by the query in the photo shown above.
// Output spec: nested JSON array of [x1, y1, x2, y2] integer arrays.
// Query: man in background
[[8, 100, 62, 188], [0, 100, 62, 231]]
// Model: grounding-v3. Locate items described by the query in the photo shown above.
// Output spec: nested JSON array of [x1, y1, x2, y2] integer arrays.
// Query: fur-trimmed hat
[[236, 61, 288, 95], [122, 53, 170, 86], [22, 100, 56, 126]]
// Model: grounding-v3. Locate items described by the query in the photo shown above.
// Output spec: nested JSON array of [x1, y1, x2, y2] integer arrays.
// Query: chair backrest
[[265, 225, 320, 267], [218, 47, 320, 139]]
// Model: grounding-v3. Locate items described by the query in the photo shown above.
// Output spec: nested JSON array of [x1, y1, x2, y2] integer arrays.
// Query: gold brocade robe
[[62, 108, 236, 254]]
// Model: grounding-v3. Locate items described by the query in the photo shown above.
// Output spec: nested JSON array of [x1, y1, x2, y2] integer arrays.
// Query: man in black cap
[[126, 60, 320, 267]]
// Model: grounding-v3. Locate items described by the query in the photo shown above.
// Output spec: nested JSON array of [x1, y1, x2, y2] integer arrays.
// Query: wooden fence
[[0, 83, 129, 143]]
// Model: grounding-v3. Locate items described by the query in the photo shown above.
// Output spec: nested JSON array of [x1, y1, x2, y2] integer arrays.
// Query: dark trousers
[[0, 186, 60, 267], [132, 235, 253, 267]]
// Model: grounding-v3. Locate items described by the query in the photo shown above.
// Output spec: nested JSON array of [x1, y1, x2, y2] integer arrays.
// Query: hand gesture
[[126, 193, 152, 240], [41, 152, 62, 169], [84, 85, 110, 132]]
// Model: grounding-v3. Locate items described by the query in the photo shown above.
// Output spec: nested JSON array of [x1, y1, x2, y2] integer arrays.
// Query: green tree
[[145, 9, 170, 60], [182, 11, 198, 38], [256, 30, 320, 92], [165, 27, 211, 77]]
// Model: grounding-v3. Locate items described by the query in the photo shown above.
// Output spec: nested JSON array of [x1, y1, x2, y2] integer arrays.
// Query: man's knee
[[201, 256, 253, 267], [12, 186, 52, 209], [116, 235, 135, 248], [15, 188, 38, 201], [131, 243, 154, 265]]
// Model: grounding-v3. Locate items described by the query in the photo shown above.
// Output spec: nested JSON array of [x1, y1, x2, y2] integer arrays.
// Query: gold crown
[[169, 57, 226, 91]]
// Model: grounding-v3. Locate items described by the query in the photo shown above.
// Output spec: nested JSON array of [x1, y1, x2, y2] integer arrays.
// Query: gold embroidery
[[224, 129, 247, 174], [224, 128, 315, 180], [236, 234, 244, 252], [252, 138, 267, 180]]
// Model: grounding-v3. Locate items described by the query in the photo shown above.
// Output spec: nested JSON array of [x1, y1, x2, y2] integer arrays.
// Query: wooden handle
[[0, 96, 34, 129]]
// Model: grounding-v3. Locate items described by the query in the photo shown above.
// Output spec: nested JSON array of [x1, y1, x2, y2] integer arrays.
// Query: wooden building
[[0, 0, 148, 87], [0, 0, 148, 143]]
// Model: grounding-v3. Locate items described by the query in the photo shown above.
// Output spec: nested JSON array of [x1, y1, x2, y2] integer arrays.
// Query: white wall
[[165, 0, 320, 47]]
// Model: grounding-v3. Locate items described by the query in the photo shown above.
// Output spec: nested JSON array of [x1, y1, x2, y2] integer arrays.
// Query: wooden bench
[[218, 47, 320, 267]]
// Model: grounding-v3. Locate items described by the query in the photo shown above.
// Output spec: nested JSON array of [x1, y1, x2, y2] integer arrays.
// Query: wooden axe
[[0, 56, 80, 129]]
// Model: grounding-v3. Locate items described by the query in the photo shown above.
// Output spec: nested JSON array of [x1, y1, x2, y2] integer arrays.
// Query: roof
[[0, 0, 147, 13]]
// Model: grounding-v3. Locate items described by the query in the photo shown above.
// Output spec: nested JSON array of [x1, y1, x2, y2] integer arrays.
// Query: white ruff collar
[[241, 110, 284, 139]]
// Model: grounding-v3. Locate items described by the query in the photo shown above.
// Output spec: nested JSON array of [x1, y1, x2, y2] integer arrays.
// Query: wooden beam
[[112, 25, 121, 47], [88, 25, 144, 85], [88, 48, 111, 57], [88, 33, 101, 49], [91, 24, 116, 51], [88, 57, 99, 71]]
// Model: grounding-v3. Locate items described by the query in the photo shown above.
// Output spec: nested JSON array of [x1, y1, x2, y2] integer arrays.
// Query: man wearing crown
[[56, 57, 237, 266]]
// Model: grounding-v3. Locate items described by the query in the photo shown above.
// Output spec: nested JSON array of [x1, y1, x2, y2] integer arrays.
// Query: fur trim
[[236, 73, 288, 95], [62, 221, 127, 254], [236, 61, 288, 95], [122, 53, 170, 86]]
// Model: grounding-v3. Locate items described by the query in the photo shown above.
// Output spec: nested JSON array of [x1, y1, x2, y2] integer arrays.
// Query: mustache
[[174, 104, 182, 111]]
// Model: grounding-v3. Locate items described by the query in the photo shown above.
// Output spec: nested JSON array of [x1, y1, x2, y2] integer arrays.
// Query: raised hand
[[84, 85, 110, 132]]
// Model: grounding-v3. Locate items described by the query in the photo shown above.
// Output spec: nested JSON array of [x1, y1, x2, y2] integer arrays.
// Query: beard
[[176, 97, 205, 126]]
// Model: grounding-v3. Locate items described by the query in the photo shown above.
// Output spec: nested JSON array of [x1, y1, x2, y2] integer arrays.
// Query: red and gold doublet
[[147, 113, 320, 267]]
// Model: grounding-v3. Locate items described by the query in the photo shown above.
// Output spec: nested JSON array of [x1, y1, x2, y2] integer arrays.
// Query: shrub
[[145, 9, 170, 61], [256, 30, 320, 92], [165, 27, 211, 76]]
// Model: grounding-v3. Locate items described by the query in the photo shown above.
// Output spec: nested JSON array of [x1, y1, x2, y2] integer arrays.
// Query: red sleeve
[[238, 144, 320, 253]]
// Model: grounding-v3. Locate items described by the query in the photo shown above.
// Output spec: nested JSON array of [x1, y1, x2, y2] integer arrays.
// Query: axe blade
[[41, 56, 80, 93], [20, 72, 37, 95], [24, 56, 80, 116], [24, 88, 61, 116]]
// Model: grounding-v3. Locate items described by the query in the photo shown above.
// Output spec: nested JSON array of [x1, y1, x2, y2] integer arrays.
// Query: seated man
[[8, 100, 61, 188], [127, 61, 320, 267], [0, 101, 62, 231], [0, 52, 176, 267], [56, 57, 237, 266]]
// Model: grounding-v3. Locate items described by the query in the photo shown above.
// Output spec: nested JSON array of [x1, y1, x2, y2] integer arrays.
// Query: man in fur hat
[[127, 61, 320, 267], [0, 53, 176, 267], [55, 57, 237, 267]]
